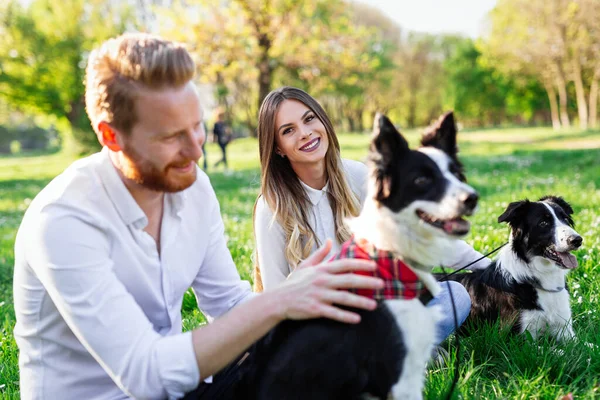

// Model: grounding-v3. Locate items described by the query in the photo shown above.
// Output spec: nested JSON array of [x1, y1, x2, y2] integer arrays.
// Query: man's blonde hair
[[85, 33, 195, 135]]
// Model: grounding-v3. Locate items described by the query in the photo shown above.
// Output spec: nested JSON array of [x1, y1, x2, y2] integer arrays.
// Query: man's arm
[[191, 240, 383, 378], [28, 208, 200, 399]]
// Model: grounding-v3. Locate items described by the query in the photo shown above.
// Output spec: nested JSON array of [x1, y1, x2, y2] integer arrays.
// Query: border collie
[[441, 196, 582, 340], [240, 112, 478, 400]]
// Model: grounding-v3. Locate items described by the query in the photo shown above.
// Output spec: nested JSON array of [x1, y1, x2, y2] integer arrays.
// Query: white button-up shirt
[[13, 148, 253, 400], [255, 159, 369, 289], [254, 158, 490, 290]]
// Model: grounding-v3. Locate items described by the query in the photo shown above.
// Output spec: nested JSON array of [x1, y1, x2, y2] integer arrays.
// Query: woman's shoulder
[[254, 195, 285, 235], [255, 195, 272, 217], [341, 158, 368, 183]]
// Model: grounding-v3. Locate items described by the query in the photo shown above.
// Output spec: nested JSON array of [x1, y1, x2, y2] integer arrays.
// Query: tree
[[160, 0, 382, 134], [0, 0, 134, 151], [483, 0, 600, 130], [442, 37, 549, 127]]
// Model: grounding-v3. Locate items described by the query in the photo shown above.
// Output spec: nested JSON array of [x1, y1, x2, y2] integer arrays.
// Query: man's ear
[[98, 121, 122, 152]]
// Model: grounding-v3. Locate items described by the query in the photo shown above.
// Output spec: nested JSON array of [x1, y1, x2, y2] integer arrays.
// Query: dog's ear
[[498, 200, 530, 226], [371, 113, 409, 160], [369, 114, 409, 199], [539, 195, 573, 215], [421, 111, 458, 158]]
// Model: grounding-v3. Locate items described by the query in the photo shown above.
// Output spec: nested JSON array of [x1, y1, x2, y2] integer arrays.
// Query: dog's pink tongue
[[443, 218, 470, 235], [559, 252, 578, 269]]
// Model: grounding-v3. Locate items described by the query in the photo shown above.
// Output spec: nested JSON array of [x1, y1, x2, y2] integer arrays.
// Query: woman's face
[[273, 99, 329, 169]]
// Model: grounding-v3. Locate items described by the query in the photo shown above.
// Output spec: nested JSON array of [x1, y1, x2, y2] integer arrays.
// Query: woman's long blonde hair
[[253, 87, 361, 292]]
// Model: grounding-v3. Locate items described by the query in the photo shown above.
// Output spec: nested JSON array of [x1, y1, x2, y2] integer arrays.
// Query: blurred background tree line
[[0, 0, 599, 154]]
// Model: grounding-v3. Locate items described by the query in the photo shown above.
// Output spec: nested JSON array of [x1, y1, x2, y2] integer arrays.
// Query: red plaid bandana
[[330, 236, 432, 302]]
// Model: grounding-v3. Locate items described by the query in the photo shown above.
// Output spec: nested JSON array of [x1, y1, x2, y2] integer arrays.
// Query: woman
[[253, 86, 489, 346]]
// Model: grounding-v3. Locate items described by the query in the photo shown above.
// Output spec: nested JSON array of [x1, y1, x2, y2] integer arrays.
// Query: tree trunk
[[256, 33, 272, 138], [571, 56, 588, 130], [554, 63, 571, 128], [543, 79, 561, 130], [407, 90, 417, 128], [355, 110, 364, 132], [347, 115, 356, 132], [588, 70, 599, 129]]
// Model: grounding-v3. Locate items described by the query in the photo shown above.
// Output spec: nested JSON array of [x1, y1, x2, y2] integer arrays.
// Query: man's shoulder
[[23, 153, 108, 222]]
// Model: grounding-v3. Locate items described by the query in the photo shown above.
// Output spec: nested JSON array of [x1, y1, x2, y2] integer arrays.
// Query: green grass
[[2, 127, 600, 398]]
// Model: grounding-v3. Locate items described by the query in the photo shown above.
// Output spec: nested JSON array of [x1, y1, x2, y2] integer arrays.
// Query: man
[[13, 33, 382, 399]]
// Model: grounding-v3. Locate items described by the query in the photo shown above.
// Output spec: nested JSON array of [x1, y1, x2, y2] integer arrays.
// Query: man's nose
[[183, 129, 205, 160]]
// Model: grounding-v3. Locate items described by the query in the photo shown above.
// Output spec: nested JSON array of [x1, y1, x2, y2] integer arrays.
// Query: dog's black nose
[[462, 192, 479, 210], [568, 235, 583, 248]]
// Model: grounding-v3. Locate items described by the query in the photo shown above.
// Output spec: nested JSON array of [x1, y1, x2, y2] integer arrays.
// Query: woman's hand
[[272, 239, 383, 324]]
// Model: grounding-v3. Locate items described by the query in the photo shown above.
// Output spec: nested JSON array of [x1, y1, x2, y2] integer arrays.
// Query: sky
[[356, 0, 498, 38]]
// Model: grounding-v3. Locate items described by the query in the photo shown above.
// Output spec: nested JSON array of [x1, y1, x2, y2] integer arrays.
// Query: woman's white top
[[254, 158, 490, 290]]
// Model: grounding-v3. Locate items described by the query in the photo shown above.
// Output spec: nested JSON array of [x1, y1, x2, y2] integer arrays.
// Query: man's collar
[[96, 148, 188, 228], [97, 148, 147, 228]]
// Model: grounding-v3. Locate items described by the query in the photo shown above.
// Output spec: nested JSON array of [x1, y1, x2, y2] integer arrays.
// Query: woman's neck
[[293, 161, 327, 190]]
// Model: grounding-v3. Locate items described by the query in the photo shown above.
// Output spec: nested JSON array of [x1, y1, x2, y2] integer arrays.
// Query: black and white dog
[[240, 112, 478, 400], [442, 196, 582, 340]]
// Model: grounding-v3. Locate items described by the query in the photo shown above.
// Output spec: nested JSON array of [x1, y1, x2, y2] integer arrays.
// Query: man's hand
[[272, 239, 383, 324]]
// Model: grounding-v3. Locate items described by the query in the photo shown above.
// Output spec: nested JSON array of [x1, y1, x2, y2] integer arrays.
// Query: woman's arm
[[441, 240, 491, 270], [254, 197, 292, 289]]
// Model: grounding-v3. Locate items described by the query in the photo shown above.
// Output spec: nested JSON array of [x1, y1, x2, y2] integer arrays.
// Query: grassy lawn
[[1, 126, 600, 398]]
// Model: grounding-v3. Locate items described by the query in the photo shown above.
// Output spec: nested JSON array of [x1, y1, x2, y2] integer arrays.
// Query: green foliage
[[161, 0, 392, 134], [0, 125, 16, 153], [0, 0, 135, 153], [443, 38, 550, 127], [2, 128, 600, 397]]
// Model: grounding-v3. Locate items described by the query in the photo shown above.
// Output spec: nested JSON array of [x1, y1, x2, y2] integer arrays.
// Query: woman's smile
[[299, 137, 321, 152]]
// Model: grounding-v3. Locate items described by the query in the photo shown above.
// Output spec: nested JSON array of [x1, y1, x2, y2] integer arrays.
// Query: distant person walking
[[201, 122, 208, 171], [213, 111, 231, 168]]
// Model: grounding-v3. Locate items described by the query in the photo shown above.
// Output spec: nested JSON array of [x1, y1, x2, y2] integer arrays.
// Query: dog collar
[[332, 236, 434, 305], [532, 283, 565, 293]]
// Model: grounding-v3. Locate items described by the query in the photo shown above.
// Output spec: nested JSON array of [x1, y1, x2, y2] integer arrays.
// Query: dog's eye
[[414, 176, 431, 186], [539, 220, 549, 228]]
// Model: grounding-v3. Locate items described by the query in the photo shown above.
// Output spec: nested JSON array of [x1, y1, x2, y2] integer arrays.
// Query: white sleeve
[[441, 240, 491, 270], [28, 208, 200, 400], [254, 197, 291, 290], [343, 159, 369, 206], [191, 183, 254, 320]]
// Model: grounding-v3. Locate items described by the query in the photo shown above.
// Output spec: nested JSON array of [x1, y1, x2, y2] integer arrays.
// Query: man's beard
[[120, 144, 197, 193]]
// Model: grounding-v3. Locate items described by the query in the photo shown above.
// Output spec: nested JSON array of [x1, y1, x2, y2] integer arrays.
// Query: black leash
[[439, 242, 507, 400], [441, 242, 508, 281]]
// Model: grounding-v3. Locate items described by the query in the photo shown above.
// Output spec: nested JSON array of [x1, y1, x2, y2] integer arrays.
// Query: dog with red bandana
[[241, 112, 478, 400]]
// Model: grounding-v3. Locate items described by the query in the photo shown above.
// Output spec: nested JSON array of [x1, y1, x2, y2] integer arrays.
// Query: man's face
[[119, 82, 205, 192]]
